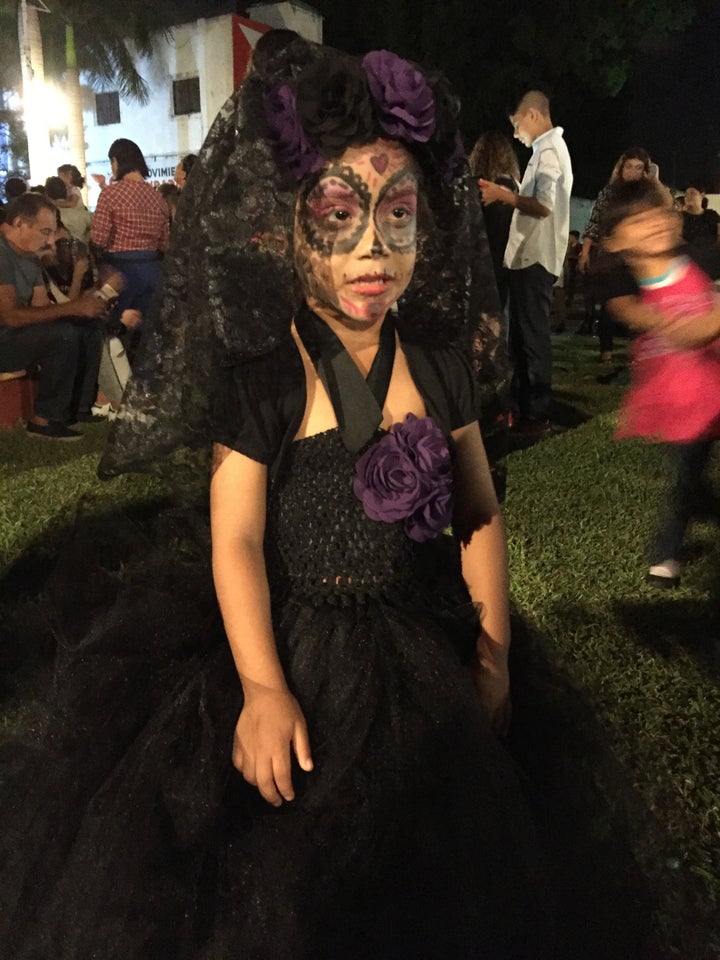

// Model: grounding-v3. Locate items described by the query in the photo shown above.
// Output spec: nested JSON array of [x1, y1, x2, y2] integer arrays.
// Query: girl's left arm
[[451, 421, 511, 735]]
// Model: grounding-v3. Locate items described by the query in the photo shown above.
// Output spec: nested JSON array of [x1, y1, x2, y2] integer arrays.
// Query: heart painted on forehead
[[370, 153, 389, 175]]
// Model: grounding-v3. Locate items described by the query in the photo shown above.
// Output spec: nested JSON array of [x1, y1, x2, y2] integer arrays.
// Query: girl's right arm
[[210, 444, 313, 806], [608, 294, 720, 347]]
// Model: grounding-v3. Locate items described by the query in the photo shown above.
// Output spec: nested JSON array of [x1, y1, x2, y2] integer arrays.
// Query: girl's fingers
[[232, 738, 244, 773], [272, 750, 295, 803], [256, 758, 282, 807], [292, 719, 314, 772]]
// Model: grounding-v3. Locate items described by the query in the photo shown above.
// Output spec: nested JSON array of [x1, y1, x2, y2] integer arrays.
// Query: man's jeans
[[508, 264, 556, 420], [0, 320, 103, 421]]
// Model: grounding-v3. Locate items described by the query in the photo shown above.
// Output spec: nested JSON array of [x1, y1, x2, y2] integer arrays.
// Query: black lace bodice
[[265, 429, 425, 602]]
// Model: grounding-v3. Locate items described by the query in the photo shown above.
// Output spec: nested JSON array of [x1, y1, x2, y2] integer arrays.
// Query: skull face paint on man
[[294, 140, 418, 327]]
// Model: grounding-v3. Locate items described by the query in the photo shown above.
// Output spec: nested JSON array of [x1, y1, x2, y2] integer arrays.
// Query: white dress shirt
[[504, 126, 573, 278]]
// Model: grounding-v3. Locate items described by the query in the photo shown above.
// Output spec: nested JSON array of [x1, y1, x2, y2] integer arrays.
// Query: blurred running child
[[602, 180, 720, 586]]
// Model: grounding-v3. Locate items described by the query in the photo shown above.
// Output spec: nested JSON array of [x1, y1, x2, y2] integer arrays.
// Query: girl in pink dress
[[603, 180, 720, 586]]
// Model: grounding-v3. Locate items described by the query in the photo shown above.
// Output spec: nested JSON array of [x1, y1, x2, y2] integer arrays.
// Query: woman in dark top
[[579, 146, 658, 361], [470, 131, 520, 312], [682, 184, 720, 251]]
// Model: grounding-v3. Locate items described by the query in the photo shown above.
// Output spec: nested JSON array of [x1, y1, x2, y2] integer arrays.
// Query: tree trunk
[[18, 0, 50, 182], [64, 22, 87, 202]]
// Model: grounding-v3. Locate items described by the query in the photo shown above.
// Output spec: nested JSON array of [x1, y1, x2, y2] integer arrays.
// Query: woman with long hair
[[470, 130, 520, 310], [578, 147, 655, 360], [90, 138, 170, 326]]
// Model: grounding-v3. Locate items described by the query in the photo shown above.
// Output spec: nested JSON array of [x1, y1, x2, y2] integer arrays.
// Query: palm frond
[[78, 36, 151, 103], [26, 0, 172, 104]]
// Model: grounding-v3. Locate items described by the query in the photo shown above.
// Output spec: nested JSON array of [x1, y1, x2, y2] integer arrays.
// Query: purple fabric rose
[[362, 50, 436, 144], [263, 84, 324, 181], [353, 414, 453, 542]]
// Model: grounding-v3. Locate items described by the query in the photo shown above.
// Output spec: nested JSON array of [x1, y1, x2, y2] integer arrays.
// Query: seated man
[[0, 193, 106, 439], [41, 225, 141, 418]]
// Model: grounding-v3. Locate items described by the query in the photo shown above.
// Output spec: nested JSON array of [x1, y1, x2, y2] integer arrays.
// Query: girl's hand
[[470, 655, 512, 737], [233, 685, 313, 806], [73, 256, 90, 278], [120, 309, 142, 329]]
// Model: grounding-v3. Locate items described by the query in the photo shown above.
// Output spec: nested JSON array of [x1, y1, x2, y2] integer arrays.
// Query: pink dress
[[616, 258, 720, 442]]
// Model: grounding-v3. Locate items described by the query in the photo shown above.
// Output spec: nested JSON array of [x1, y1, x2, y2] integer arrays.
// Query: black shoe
[[511, 416, 552, 437], [27, 421, 82, 441]]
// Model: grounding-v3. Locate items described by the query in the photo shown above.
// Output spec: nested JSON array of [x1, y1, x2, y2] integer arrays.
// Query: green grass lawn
[[1, 333, 718, 957]]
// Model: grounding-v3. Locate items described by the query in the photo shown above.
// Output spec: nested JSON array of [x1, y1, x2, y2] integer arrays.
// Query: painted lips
[[350, 273, 394, 295]]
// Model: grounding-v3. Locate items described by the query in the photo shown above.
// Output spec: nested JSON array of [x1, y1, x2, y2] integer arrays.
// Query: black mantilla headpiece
[[100, 32, 504, 491]]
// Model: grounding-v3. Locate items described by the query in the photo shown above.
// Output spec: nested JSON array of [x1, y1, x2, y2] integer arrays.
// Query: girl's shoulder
[[212, 336, 305, 462]]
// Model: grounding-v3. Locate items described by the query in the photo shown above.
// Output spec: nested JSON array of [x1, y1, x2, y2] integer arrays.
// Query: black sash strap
[[294, 304, 396, 453]]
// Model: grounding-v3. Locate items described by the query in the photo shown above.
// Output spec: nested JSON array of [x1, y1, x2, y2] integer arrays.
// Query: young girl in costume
[[0, 34, 546, 959], [603, 180, 720, 586]]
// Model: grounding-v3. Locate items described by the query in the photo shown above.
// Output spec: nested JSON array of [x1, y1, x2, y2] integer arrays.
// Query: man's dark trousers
[[507, 263, 556, 420], [0, 320, 103, 421]]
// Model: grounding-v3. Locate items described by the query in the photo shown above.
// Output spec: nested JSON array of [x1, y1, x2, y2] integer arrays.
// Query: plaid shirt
[[90, 179, 170, 253]]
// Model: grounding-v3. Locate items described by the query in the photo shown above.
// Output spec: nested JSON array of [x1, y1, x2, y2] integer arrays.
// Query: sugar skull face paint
[[294, 140, 418, 325]]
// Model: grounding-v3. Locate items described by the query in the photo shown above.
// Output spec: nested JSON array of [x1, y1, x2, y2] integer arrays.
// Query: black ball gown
[[0, 319, 548, 960]]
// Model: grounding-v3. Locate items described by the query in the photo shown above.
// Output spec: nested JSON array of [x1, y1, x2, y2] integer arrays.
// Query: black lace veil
[[99, 34, 506, 493]]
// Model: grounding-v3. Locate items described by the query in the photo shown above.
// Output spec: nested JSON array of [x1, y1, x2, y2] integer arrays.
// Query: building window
[[95, 91, 120, 126], [173, 78, 201, 116]]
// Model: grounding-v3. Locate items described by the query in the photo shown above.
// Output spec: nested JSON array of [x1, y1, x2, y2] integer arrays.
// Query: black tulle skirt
[[0, 557, 548, 960]]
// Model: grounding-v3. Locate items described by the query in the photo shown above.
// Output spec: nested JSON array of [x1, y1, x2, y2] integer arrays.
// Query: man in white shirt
[[479, 90, 573, 434]]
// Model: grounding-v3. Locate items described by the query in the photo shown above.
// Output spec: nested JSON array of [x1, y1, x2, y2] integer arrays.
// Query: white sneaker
[[648, 559, 681, 587], [91, 402, 118, 421]]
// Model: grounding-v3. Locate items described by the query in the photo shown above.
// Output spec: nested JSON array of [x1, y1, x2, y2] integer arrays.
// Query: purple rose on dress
[[405, 485, 454, 542], [263, 84, 324, 181], [353, 414, 453, 542], [362, 50, 436, 144]]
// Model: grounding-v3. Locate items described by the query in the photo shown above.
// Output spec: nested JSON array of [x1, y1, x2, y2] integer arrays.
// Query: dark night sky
[[550, 1, 717, 198], [169, 0, 717, 196], [621, 0, 719, 193]]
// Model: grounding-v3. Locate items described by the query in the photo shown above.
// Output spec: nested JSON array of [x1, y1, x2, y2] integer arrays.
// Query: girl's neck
[[307, 299, 384, 351], [122, 171, 145, 183], [306, 299, 386, 378], [631, 254, 678, 283]]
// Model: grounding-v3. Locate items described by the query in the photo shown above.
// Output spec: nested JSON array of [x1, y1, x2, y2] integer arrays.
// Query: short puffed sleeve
[[404, 343, 482, 433], [432, 346, 483, 429], [211, 341, 305, 464]]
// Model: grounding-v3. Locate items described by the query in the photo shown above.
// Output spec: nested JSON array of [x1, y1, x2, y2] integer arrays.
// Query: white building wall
[[46, 3, 322, 208], [248, 2, 323, 42], [77, 16, 234, 208]]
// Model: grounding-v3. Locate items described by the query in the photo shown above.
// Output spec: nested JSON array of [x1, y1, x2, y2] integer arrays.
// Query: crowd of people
[[0, 146, 197, 437], [0, 26, 718, 959], [472, 129, 719, 588]]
